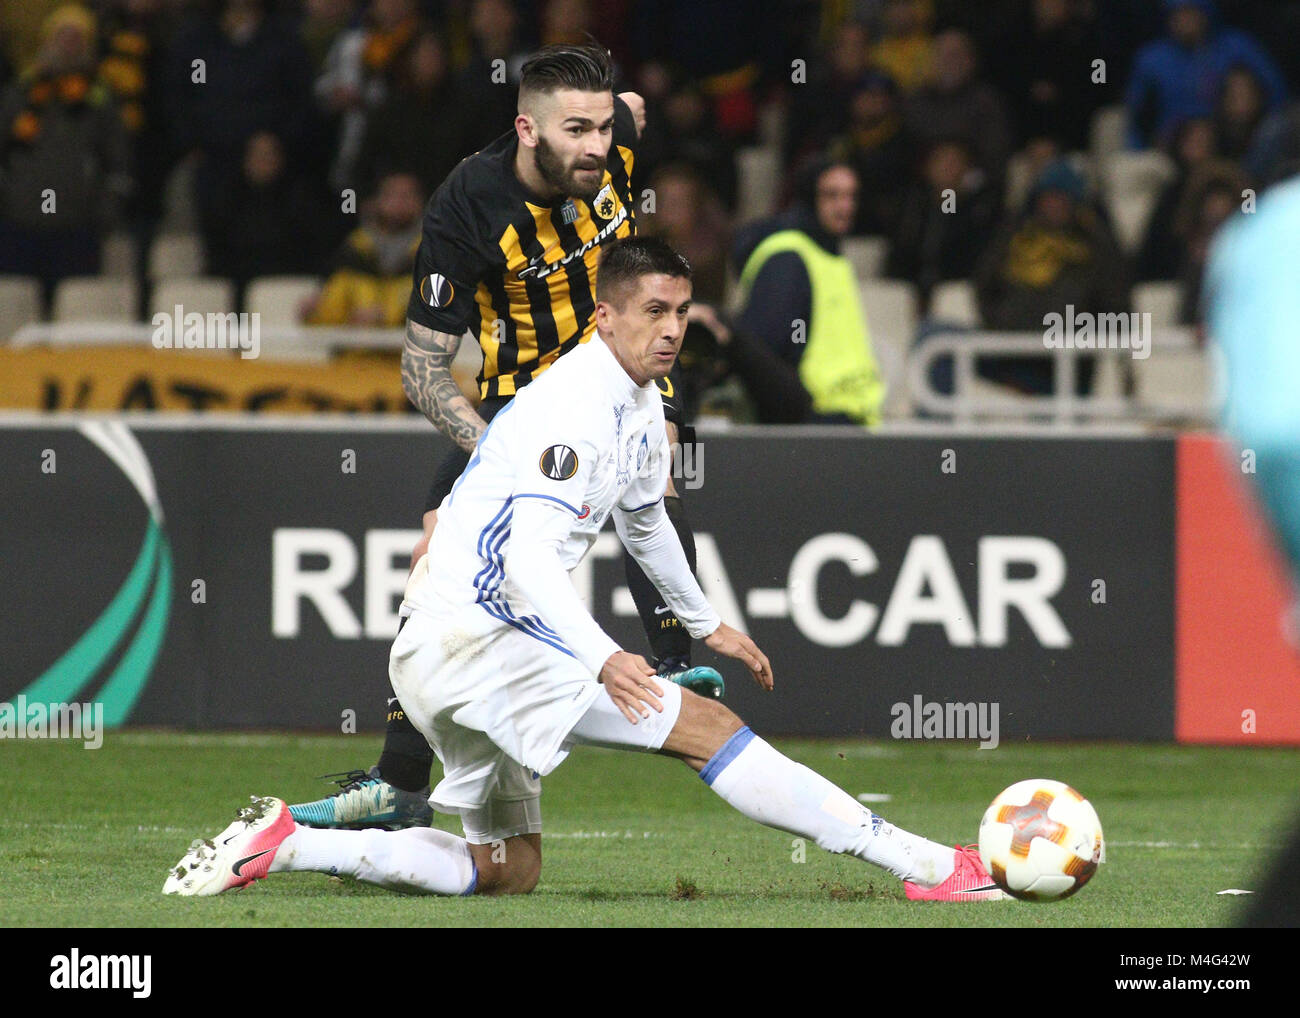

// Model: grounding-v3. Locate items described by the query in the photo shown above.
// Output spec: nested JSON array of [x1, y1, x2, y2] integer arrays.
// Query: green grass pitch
[[4, 733, 1297, 927]]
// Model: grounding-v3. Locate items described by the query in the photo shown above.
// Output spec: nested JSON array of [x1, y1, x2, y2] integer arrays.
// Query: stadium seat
[[0, 275, 43, 342], [1107, 192, 1160, 254], [758, 101, 786, 152], [841, 236, 888, 279], [1089, 104, 1128, 165], [454, 326, 484, 381], [149, 277, 236, 318], [1133, 281, 1183, 327], [1003, 151, 1037, 212], [52, 276, 136, 323], [159, 159, 199, 233], [148, 233, 205, 280], [859, 278, 919, 418], [928, 280, 980, 326], [1133, 340, 1212, 416], [1089, 350, 1126, 399], [101, 232, 137, 278], [735, 146, 781, 225], [1101, 150, 1176, 253], [245, 276, 323, 325]]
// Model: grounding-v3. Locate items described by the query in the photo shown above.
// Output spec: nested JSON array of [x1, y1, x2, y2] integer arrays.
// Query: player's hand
[[704, 623, 773, 691], [409, 508, 438, 570], [687, 303, 731, 345], [598, 651, 663, 724], [617, 91, 646, 137]]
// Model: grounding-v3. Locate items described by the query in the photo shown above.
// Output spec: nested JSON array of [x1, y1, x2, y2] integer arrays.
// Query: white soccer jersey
[[406, 334, 721, 677]]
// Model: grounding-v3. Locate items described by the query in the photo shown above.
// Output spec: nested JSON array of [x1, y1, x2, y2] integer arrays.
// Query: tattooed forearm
[[401, 319, 486, 452]]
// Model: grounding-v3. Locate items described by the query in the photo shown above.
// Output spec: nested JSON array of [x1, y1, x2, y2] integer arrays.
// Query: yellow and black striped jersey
[[407, 95, 640, 402]]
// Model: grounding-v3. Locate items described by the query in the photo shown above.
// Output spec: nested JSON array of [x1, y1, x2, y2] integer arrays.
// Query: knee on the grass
[[471, 854, 540, 895], [468, 838, 541, 895]]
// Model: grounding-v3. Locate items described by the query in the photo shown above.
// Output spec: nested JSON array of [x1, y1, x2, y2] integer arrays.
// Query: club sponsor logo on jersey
[[577, 503, 592, 520], [539, 444, 579, 480], [613, 405, 631, 484], [636, 433, 649, 471], [592, 183, 617, 221], [421, 273, 455, 308], [516, 207, 629, 281]]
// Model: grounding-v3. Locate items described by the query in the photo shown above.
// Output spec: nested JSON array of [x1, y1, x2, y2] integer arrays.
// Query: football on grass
[[978, 779, 1104, 901]]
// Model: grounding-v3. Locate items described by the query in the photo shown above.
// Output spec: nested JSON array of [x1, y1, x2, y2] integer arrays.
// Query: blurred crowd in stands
[[2, 0, 1298, 416]]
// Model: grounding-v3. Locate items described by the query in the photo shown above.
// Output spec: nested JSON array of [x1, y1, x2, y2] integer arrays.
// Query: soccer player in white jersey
[[163, 238, 1002, 902]]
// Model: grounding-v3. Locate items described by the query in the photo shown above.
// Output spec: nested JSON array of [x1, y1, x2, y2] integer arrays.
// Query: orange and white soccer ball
[[978, 779, 1105, 901]]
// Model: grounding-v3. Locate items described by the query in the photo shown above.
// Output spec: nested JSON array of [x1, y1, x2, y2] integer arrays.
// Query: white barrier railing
[[10, 322, 1215, 426], [9, 322, 402, 359], [7, 322, 485, 376], [907, 327, 1216, 425]]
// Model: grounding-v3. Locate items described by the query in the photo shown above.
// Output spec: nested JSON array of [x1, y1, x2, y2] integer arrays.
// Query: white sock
[[271, 825, 477, 895], [702, 728, 956, 887]]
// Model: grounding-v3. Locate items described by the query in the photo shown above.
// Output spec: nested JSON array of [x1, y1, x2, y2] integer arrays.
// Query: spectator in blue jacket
[[1126, 0, 1285, 149]]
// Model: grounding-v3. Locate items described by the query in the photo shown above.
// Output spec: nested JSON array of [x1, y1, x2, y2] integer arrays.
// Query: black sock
[[624, 495, 696, 669], [375, 614, 435, 792]]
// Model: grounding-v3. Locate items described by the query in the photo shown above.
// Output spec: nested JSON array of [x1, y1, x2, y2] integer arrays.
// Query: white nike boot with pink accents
[[163, 796, 295, 896]]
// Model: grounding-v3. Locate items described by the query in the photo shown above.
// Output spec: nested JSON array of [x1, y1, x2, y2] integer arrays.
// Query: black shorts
[[423, 364, 689, 513]]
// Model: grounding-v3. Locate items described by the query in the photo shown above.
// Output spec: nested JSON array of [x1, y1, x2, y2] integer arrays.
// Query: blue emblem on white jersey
[[614, 404, 630, 484]]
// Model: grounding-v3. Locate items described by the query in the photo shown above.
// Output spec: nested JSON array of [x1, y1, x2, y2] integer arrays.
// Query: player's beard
[[536, 135, 605, 202]]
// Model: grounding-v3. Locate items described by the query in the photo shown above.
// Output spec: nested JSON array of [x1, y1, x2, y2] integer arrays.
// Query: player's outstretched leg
[[623, 495, 725, 699], [163, 796, 497, 897], [659, 691, 1005, 901]]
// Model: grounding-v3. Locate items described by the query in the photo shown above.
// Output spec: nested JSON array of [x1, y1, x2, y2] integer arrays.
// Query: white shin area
[[705, 729, 955, 887], [271, 825, 476, 895]]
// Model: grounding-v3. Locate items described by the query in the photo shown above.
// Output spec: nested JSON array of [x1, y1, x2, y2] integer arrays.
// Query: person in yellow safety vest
[[730, 158, 885, 426]]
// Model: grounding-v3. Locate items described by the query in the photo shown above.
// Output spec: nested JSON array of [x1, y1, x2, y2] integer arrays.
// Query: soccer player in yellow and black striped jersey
[[288, 44, 721, 831], [405, 81, 638, 403]]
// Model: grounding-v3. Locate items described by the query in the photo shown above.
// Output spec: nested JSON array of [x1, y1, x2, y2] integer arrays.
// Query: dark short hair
[[519, 43, 614, 99], [793, 154, 858, 207], [596, 237, 692, 307]]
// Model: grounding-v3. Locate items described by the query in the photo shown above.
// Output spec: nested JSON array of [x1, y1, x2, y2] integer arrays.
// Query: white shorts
[[390, 601, 682, 843]]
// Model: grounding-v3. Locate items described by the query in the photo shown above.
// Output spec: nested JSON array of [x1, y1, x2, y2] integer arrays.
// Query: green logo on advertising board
[[17, 422, 171, 725]]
